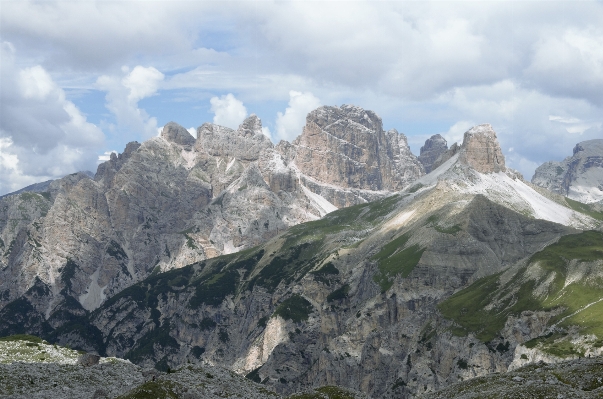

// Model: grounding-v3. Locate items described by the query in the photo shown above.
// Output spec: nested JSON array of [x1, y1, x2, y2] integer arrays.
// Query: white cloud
[[97, 150, 118, 163], [0, 42, 105, 195], [96, 66, 164, 140], [210, 93, 247, 129], [548, 115, 602, 135], [19, 66, 55, 100], [275, 91, 321, 142], [187, 127, 196, 137], [261, 127, 272, 141], [442, 120, 476, 147], [122, 66, 164, 102]]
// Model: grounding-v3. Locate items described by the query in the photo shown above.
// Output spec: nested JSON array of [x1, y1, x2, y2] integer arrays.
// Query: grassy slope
[[439, 230, 603, 345]]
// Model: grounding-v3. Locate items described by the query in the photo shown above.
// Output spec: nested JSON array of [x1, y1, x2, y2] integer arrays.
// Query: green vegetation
[[61, 259, 79, 291], [189, 249, 265, 308], [248, 243, 318, 293], [125, 322, 179, 365], [0, 334, 44, 344], [439, 231, 603, 342], [273, 294, 314, 323], [565, 197, 603, 221], [199, 317, 217, 331], [311, 262, 340, 285], [288, 386, 359, 399], [311, 262, 339, 276], [372, 233, 425, 292], [245, 367, 262, 383], [116, 380, 180, 399], [327, 284, 350, 302], [406, 183, 424, 193]]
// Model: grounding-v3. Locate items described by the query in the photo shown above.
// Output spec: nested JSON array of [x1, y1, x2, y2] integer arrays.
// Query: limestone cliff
[[532, 139, 603, 204], [0, 106, 424, 317], [2, 124, 600, 399], [418, 134, 448, 173]]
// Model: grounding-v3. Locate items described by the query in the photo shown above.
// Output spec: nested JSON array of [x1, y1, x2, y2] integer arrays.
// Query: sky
[[1, 0, 602, 195]]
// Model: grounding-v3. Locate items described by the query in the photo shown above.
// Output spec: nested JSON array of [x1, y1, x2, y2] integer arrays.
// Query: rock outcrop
[[419, 134, 448, 173], [1, 122, 601, 399], [532, 139, 603, 204], [0, 105, 425, 318], [288, 105, 424, 206], [458, 124, 506, 173]]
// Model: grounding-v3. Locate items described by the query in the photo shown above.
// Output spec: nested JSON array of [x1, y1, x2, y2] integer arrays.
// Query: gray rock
[[532, 139, 603, 204], [419, 134, 448, 173]]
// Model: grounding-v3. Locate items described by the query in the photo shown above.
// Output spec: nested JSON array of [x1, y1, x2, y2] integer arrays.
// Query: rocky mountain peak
[[291, 104, 423, 194], [237, 114, 263, 137], [459, 124, 506, 173], [419, 134, 448, 173], [161, 122, 195, 146], [195, 117, 273, 161], [532, 138, 603, 204]]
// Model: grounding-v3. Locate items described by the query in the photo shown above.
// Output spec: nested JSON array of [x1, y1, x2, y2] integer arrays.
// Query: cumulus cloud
[[98, 150, 118, 163], [96, 66, 164, 140], [210, 93, 247, 129], [2, 1, 603, 184], [0, 42, 105, 195], [275, 91, 321, 142]]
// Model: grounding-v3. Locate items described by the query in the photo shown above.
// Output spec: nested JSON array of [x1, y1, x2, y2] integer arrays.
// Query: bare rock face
[[289, 105, 423, 203], [458, 124, 506, 173], [532, 139, 603, 204], [196, 115, 272, 161], [0, 106, 427, 316], [419, 134, 448, 173]]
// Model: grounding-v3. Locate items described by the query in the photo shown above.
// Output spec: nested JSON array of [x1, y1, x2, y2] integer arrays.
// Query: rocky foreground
[[2, 335, 602, 398], [0, 335, 367, 399]]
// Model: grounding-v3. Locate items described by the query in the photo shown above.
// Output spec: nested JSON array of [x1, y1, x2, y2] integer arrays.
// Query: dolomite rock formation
[[1, 122, 601, 399], [532, 139, 603, 204], [458, 124, 506, 173], [289, 105, 424, 205], [0, 105, 425, 318], [418, 134, 448, 173]]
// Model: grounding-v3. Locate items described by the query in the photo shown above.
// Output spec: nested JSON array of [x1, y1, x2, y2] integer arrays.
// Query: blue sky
[[1, 1, 602, 195]]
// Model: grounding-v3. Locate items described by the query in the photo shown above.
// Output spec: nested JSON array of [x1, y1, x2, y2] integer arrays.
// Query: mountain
[[532, 139, 603, 205], [418, 134, 448, 174], [2, 122, 600, 398], [0, 105, 423, 320]]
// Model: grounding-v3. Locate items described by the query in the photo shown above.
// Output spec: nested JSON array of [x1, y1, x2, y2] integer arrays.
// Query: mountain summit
[[532, 139, 603, 204]]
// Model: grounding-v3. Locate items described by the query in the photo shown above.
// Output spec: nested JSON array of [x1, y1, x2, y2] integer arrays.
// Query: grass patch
[[273, 294, 313, 323], [564, 198, 603, 221], [0, 334, 44, 344], [439, 231, 603, 342], [327, 284, 350, 302], [107, 240, 128, 261], [372, 233, 425, 292]]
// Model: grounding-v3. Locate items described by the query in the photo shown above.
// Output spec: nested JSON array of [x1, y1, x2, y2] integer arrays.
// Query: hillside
[[2, 124, 601, 398]]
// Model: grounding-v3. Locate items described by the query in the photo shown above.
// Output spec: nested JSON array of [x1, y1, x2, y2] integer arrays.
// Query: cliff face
[[288, 105, 424, 207], [0, 106, 425, 317], [418, 134, 448, 173], [2, 124, 600, 398], [532, 139, 603, 204]]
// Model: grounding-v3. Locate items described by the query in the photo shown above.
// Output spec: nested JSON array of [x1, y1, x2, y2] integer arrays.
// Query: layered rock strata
[[0, 105, 424, 317], [532, 139, 603, 204]]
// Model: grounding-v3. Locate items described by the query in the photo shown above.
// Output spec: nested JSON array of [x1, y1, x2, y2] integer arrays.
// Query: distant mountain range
[[0, 105, 602, 398]]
